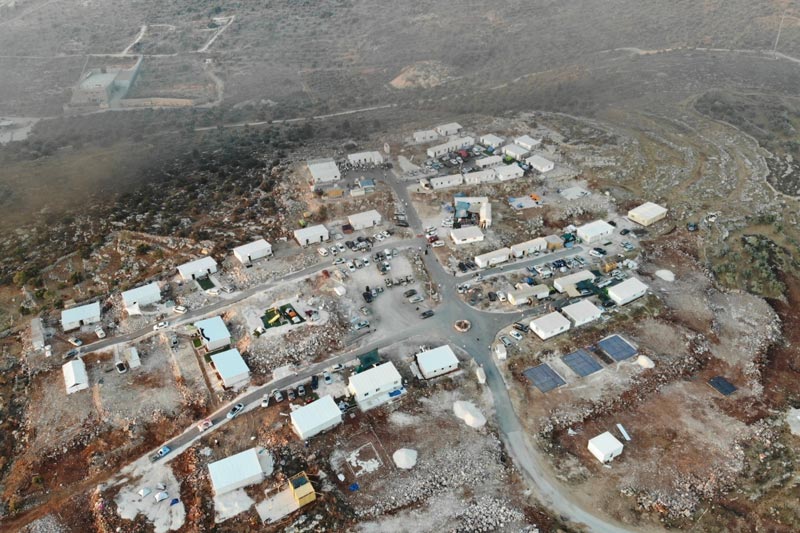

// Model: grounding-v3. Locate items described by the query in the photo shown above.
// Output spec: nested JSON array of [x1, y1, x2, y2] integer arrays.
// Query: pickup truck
[[150, 445, 171, 462]]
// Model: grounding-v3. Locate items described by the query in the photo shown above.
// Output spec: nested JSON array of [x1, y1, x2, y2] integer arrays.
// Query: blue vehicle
[[150, 445, 171, 462]]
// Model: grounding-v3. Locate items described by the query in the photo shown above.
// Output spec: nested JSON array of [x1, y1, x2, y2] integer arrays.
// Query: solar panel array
[[562, 349, 603, 377], [597, 335, 637, 361], [523, 364, 566, 393], [708, 376, 737, 396]]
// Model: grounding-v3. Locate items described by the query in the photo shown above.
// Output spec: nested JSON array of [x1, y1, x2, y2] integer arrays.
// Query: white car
[[509, 330, 523, 341], [95, 326, 106, 339], [375, 233, 385, 241], [497, 291, 507, 302], [67, 337, 83, 347], [432, 241, 445, 248], [336, 243, 346, 252], [173, 305, 188, 314], [333, 257, 345, 265], [153, 321, 169, 331], [318, 247, 329, 257], [362, 256, 370, 266], [347, 261, 356, 272], [329, 246, 338, 255]]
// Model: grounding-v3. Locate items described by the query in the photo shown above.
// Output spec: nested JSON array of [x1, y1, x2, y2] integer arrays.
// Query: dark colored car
[[488, 291, 497, 302], [620, 228, 630, 235], [420, 310, 435, 319], [513, 322, 530, 333], [458, 262, 468, 273], [311, 375, 319, 390], [363, 292, 374, 303], [403, 289, 417, 298]]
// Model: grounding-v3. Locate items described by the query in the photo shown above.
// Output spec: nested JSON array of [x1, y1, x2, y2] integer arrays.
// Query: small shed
[[530, 312, 571, 340], [417, 345, 459, 379], [61, 302, 101, 331], [208, 447, 265, 495], [290, 395, 343, 439], [210, 348, 250, 388], [588, 432, 624, 463], [177, 256, 218, 281], [294, 225, 330, 246], [233, 239, 272, 265], [63, 359, 89, 394]]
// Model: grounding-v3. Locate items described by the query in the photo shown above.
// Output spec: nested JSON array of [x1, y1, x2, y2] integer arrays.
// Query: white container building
[[194, 316, 231, 352], [463, 169, 496, 185], [177, 256, 218, 281], [450, 226, 485, 245], [561, 300, 603, 326], [628, 202, 668, 226], [435, 122, 462, 136], [502, 144, 529, 161], [414, 129, 439, 143], [430, 173, 464, 189], [525, 154, 554, 173], [348, 210, 382, 230], [479, 134, 504, 149], [495, 164, 524, 181], [607, 277, 648, 306], [479, 202, 492, 228], [577, 220, 614, 243], [233, 239, 272, 265], [348, 362, 404, 411], [348, 151, 384, 165], [475, 155, 502, 168], [588, 432, 624, 463], [510, 238, 547, 257], [507, 284, 550, 306], [530, 312, 571, 340], [121, 282, 161, 315], [291, 395, 343, 439], [474, 247, 511, 269], [307, 158, 341, 184], [416, 345, 459, 379], [427, 136, 475, 158], [210, 348, 250, 388], [63, 359, 89, 394], [208, 448, 265, 495], [61, 301, 101, 331], [294, 224, 330, 246], [553, 270, 596, 293], [515, 135, 541, 151]]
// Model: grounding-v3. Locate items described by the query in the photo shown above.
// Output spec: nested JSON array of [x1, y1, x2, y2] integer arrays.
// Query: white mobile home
[[413, 129, 439, 143], [515, 135, 541, 151], [479, 202, 492, 228], [607, 277, 648, 306], [475, 155, 502, 168], [348, 151, 384, 165], [177, 256, 218, 281], [588, 432, 624, 463], [63, 359, 89, 394], [348, 210, 382, 230], [430, 173, 464, 189], [307, 158, 341, 184], [291, 395, 343, 439], [474, 247, 511, 268], [495, 164, 523, 181], [510, 238, 547, 257], [450, 226, 485, 245], [577, 220, 614, 243], [507, 284, 550, 306], [463, 169, 496, 185], [502, 144, 528, 161], [294, 224, 329, 246], [479, 134, 504, 149], [233, 239, 272, 265], [628, 202, 668, 226], [426, 136, 475, 158], [208, 448, 265, 495], [61, 302, 101, 331], [210, 348, 250, 388], [435, 122, 462, 136], [348, 362, 403, 411], [194, 316, 231, 352], [525, 154, 554, 173], [530, 312, 571, 340], [553, 270, 596, 293], [121, 282, 161, 315], [561, 300, 602, 326], [416, 345, 459, 379]]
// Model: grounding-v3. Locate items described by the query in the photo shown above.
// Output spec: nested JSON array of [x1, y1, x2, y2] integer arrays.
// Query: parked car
[[432, 241, 445, 248], [488, 291, 497, 302], [173, 305, 188, 314], [409, 294, 424, 303], [509, 330, 523, 341], [95, 326, 106, 339], [323, 371, 333, 385], [226, 403, 245, 419], [150, 446, 171, 462], [513, 322, 530, 333], [63, 348, 80, 360], [318, 247, 329, 257], [287, 388, 296, 401], [311, 375, 319, 390], [261, 394, 271, 407], [67, 337, 83, 347], [153, 321, 169, 331], [404, 289, 418, 298], [115, 361, 128, 374], [272, 389, 284, 402], [497, 291, 507, 302], [297, 384, 306, 397], [500, 336, 513, 347], [197, 418, 213, 432], [620, 228, 630, 236], [420, 310, 435, 319]]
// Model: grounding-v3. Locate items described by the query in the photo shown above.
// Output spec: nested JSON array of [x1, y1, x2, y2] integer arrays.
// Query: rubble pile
[[453, 496, 527, 533], [355, 433, 508, 518]]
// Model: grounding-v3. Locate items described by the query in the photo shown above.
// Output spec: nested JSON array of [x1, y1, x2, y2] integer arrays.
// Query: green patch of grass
[[196, 277, 215, 290], [192, 337, 203, 348]]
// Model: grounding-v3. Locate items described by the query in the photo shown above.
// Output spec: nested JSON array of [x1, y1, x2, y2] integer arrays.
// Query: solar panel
[[597, 335, 637, 361], [562, 349, 603, 377], [708, 376, 737, 396], [523, 364, 566, 393]]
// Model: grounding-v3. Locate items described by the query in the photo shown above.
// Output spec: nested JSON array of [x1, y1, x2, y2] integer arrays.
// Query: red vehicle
[[322, 269, 330, 278], [457, 149, 469, 159], [427, 236, 439, 243]]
